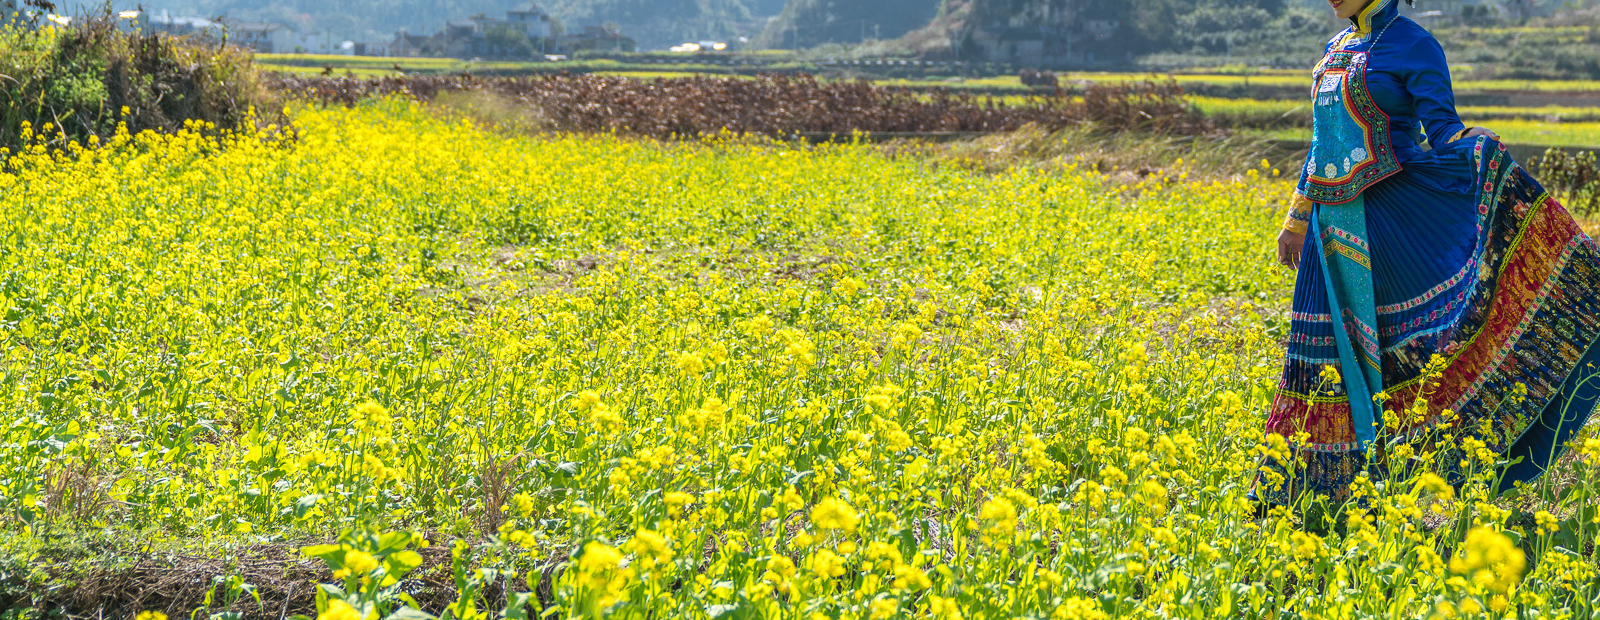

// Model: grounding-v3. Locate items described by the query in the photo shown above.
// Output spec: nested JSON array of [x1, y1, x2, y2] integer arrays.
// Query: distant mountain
[[139, 0, 780, 49], [541, 0, 775, 49], [755, 0, 940, 49], [147, 0, 514, 42]]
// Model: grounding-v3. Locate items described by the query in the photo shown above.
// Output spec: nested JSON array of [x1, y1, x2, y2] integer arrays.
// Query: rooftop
[[147, 14, 220, 28], [229, 22, 285, 32]]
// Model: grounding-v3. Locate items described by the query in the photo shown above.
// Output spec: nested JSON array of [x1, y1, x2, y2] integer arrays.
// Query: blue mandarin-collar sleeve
[[1403, 36, 1467, 147]]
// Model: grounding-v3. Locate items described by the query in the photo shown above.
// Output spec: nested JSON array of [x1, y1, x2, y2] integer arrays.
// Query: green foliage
[[1437, 24, 1600, 80], [755, 0, 940, 49], [0, 12, 269, 151], [902, 0, 1322, 64], [1531, 147, 1600, 215], [298, 529, 429, 620], [1175, 4, 1276, 55], [482, 23, 534, 58]]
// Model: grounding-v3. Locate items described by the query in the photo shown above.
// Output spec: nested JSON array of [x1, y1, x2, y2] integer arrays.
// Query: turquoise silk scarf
[[1303, 48, 1402, 449]]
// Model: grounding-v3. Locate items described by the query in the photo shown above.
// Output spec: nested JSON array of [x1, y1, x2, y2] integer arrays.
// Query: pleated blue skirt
[[1257, 137, 1600, 504]]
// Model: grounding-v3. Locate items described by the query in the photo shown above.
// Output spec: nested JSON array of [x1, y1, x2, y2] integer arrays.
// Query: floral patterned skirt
[[1256, 137, 1600, 504]]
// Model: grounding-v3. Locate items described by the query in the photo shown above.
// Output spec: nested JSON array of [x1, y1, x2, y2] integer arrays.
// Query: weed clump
[[0, 8, 269, 151], [1532, 147, 1600, 216]]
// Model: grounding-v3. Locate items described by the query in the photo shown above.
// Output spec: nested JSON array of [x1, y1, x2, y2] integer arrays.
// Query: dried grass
[[11, 537, 554, 619]]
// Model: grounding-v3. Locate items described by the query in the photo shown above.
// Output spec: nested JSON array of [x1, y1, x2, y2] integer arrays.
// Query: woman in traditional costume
[[1257, 0, 1600, 504]]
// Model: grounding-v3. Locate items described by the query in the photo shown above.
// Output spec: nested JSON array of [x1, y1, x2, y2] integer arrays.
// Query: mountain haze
[[756, 0, 939, 49], [141, 0, 780, 49], [541, 0, 775, 48]]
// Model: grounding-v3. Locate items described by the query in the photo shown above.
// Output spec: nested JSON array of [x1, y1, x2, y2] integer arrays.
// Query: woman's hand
[[1461, 127, 1500, 141], [1278, 229, 1306, 269]]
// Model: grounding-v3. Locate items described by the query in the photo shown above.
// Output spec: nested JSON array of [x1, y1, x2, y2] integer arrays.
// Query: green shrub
[[1530, 147, 1600, 216], [0, 8, 271, 151]]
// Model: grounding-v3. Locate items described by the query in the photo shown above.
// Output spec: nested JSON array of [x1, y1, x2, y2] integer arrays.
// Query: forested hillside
[[754, 0, 940, 50], [72, 0, 1600, 65], [907, 0, 1317, 59], [146, 0, 780, 49], [541, 0, 775, 48], [757, 0, 1335, 64]]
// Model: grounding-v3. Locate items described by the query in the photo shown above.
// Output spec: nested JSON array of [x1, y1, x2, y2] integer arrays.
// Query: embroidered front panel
[[1300, 51, 1401, 205]]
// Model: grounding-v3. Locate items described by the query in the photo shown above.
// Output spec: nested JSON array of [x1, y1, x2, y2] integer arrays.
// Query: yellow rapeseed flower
[[342, 550, 379, 575], [1536, 511, 1560, 535], [811, 497, 860, 533], [317, 600, 361, 620], [1450, 527, 1526, 595]]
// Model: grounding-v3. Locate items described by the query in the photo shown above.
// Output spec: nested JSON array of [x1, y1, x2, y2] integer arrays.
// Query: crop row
[[265, 73, 1210, 138]]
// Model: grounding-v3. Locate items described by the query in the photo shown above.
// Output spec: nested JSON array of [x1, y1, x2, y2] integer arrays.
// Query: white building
[[353, 41, 391, 56], [139, 11, 224, 39], [446, 3, 558, 58], [503, 3, 553, 39], [118, 11, 301, 53], [230, 22, 296, 53]]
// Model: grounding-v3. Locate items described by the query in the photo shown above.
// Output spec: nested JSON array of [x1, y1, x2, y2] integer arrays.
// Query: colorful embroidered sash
[[1301, 51, 1400, 205], [1312, 203, 1382, 448], [1297, 44, 1402, 449]]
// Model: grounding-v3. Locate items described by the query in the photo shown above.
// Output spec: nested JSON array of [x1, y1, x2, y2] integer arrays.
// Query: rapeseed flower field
[[6, 99, 1599, 619]]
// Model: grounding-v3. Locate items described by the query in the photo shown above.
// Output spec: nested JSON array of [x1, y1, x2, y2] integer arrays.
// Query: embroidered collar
[[1353, 0, 1398, 36]]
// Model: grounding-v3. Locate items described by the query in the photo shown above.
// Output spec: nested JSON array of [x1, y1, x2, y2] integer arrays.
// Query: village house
[[136, 11, 223, 40], [119, 11, 306, 53], [353, 41, 391, 56], [503, 3, 553, 39], [436, 2, 557, 58], [231, 22, 296, 53], [389, 30, 432, 57]]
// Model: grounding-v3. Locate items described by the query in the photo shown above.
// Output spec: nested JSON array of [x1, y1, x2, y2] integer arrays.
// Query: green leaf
[[386, 550, 424, 574], [302, 544, 343, 562], [1502, 528, 1524, 546], [293, 494, 324, 519], [1554, 527, 1581, 552], [503, 592, 532, 620], [897, 527, 917, 557], [376, 530, 414, 555], [386, 608, 438, 620]]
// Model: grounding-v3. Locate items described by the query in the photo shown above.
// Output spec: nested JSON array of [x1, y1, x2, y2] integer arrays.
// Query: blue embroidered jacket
[[1281, 0, 1469, 233]]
